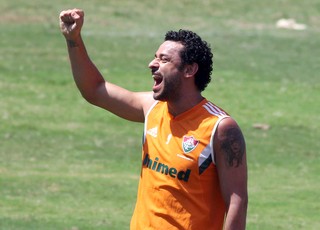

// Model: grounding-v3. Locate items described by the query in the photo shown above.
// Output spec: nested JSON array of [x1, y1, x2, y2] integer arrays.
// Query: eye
[[160, 57, 169, 63]]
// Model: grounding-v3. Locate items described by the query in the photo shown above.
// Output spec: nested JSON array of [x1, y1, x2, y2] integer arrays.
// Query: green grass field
[[0, 0, 319, 229]]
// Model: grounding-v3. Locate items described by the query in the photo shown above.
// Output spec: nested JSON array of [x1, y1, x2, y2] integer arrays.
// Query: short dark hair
[[165, 29, 213, 92]]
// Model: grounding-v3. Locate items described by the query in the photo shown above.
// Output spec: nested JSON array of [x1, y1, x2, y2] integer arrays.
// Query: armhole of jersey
[[210, 115, 230, 165], [143, 100, 159, 144]]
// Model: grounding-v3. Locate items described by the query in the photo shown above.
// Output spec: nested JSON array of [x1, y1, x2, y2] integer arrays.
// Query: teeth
[[153, 76, 162, 87]]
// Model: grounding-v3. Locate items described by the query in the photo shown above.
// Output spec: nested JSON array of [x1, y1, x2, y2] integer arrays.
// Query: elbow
[[227, 192, 248, 211], [237, 192, 248, 214], [241, 190, 248, 206], [77, 82, 106, 106], [226, 192, 248, 219], [80, 92, 100, 106], [224, 194, 248, 230], [242, 193, 248, 214]]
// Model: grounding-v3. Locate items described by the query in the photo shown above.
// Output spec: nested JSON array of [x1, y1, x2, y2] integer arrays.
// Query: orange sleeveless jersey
[[130, 99, 229, 230]]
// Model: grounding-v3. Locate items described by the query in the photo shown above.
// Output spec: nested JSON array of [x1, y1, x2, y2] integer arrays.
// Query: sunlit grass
[[0, 0, 319, 229]]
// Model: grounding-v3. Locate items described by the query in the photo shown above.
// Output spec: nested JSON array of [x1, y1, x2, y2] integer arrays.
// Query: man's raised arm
[[59, 9, 154, 122]]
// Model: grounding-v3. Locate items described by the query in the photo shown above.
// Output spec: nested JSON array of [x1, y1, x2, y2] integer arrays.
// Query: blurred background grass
[[0, 0, 319, 229]]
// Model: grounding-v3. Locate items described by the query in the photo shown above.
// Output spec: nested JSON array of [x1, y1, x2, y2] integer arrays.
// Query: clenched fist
[[59, 9, 84, 40]]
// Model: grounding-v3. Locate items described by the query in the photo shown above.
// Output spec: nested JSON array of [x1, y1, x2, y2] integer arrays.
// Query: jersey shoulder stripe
[[203, 101, 228, 117]]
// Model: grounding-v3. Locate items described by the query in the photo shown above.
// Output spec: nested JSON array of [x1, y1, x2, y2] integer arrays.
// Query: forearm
[[66, 35, 105, 102]]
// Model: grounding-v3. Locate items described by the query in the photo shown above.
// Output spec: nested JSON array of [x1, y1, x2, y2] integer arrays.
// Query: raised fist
[[59, 9, 84, 40]]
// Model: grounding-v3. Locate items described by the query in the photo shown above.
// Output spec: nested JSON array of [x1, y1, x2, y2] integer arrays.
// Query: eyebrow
[[154, 53, 169, 59]]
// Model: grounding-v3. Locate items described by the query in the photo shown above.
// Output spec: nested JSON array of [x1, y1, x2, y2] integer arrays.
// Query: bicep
[[214, 117, 248, 207], [90, 81, 155, 122]]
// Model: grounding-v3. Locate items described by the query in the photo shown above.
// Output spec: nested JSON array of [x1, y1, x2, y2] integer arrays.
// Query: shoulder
[[216, 117, 240, 131], [214, 117, 246, 168], [134, 91, 157, 117]]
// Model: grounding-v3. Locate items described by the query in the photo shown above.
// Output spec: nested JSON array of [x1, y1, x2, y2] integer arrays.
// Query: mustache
[[151, 69, 160, 76], [150, 67, 159, 75]]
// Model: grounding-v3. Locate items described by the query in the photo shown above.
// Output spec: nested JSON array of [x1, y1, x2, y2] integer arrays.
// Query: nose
[[148, 58, 160, 69]]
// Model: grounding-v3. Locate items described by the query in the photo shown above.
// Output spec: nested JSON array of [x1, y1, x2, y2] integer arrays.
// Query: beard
[[153, 74, 182, 102]]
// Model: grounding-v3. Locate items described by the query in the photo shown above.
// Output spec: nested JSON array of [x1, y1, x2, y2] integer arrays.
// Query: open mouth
[[154, 76, 162, 86], [152, 73, 163, 90]]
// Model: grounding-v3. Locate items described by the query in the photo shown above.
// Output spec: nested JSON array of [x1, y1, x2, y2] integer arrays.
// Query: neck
[[167, 92, 204, 117]]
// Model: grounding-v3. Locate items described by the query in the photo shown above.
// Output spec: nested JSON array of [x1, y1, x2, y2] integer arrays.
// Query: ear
[[184, 63, 199, 78]]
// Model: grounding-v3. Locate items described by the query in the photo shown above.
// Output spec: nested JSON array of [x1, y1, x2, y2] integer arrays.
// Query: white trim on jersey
[[203, 101, 227, 117], [209, 116, 229, 165], [203, 101, 230, 165], [143, 100, 159, 144]]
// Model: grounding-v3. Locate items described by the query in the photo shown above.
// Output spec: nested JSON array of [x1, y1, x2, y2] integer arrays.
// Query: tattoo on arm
[[67, 40, 79, 48], [221, 127, 245, 167]]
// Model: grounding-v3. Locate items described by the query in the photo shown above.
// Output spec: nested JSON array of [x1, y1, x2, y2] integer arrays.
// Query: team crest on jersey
[[182, 136, 199, 153]]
